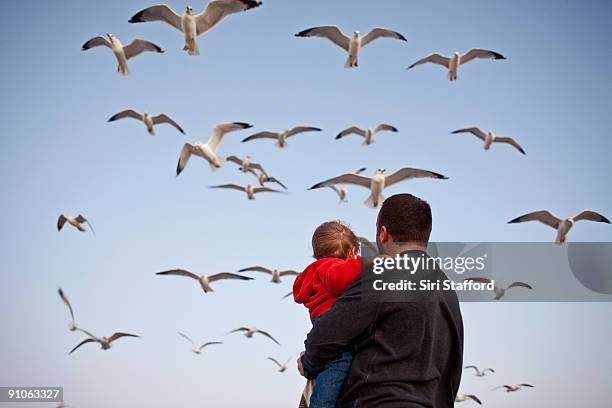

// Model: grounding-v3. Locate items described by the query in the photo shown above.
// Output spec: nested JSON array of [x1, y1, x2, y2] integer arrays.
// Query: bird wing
[[464, 365, 480, 373], [123, 39, 163, 59], [336, 126, 367, 139], [373, 124, 398, 134], [253, 187, 282, 194], [494, 136, 526, 155], [385, 167, 448, 187], [451, 127, 487, 141], [267, 357, 283, 367], [328, 184, 342, 196], [57, 288, 75, 322], [464, 277, 492, 284], [69, 338, 97, 354], [282, 291, 292, 299], [228, 327, 249, 334], [108, 332, 140, 343], [248, 162, 268, 176], [225, 155, 243, 165], [506, 282, 533, 290], [178, 332, 197, 348], [208, 122, 252, 152], [309, 173, 371, 189], [177, 143, 194, 176], [460, 48, 506, 64], [81, 36, 111, 51], [108, 110, 142, 122], [128, 5, 183, 31], [508, 210, 561, 229], [152, 114, 185, 134], [361, 28, 407, 47], [238, 266, 274, 274], [199, 341, 223, 350], [571, 210, 610, 224], [242, 131, 279, 142], [75, 214, 95, 235], [483, 368, 495, 374], [354, 167, 367, 174], [407, 53, 450, 69], [517, 384, 534, 388], [465, 395, 482, 404], [286, 126, 322, 138], [256, 329, 281, 345], [57, 214, 67, 231], [208, 272, 254, 282], [156, 269, 201, 280], [295, 26, 350, 51], [279, 270, 299, 277], [209, 184, 246, 192], [196, 0, 262, 36]]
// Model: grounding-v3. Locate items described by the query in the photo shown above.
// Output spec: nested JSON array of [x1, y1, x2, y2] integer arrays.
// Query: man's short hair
[[377, 194, 432, 243]]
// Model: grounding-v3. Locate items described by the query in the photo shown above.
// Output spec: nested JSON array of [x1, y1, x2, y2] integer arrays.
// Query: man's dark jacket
[[301, 250, 464, 408]]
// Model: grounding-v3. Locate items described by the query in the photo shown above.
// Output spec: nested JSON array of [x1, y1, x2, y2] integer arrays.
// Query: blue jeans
[[309, 318, 353, 408]]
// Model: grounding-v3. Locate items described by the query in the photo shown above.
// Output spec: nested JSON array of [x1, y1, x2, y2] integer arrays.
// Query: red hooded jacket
[[293, 256, 363, 320]]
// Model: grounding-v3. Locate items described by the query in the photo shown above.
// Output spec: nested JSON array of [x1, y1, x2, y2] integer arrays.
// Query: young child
[[293, 221, 363, 408]]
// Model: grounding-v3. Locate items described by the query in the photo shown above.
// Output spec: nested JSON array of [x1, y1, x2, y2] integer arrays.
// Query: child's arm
[[319, 257, 363, 296]]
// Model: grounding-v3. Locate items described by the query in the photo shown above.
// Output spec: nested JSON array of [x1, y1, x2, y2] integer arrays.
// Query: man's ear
[[378, 226, 390, 243]]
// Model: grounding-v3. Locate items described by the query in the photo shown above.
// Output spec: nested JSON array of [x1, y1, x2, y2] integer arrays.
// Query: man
[[298, 193, 464, 407]]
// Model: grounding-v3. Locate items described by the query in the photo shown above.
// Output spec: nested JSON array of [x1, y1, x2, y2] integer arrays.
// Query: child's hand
[[297, 351, 305, 376]]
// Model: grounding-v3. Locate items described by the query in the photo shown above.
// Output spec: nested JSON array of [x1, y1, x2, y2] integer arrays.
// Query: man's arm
[[300, 272, 380, 379]]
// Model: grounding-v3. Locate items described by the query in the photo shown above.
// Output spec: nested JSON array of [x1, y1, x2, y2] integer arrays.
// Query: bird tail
[[184, 40, 200, 56], [209, 156, 225, 171], [118, 63, 129, 76], [364, 194, 384, 209], [275, 140, 286, 149], [345, 55, 358, 68]]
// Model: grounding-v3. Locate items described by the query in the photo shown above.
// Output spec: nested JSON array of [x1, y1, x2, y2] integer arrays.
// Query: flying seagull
[[245, 168, 288, 190], [69, 330, 140, 354], [309, 167, 448, 208], [295, 26, 406, 68], [176, 122, 252, 175], [156, 269, 253, 293], [508, 210, 610, 243], [242, 126, 322, 148], [407, 48, 505, 81], [209, 184, 283, 200], [57, 214, 95, 235], [238, 266, 299, 283], [325, 167, 367, 203], [268, 357, 291, 373], [493, 384, 534, 392], [226, 155, 268, 176], [463, 278, 532, 300], [81, 34, 163, 76], [178, 332, 223, 354], [336, 124, 398, 145], [58, 288, 78, 332], [128, 0, 262, 56], [108, 110, 185, 135], [228, 327, 280, 345], [455, 394, 482, 405], [451, 127, 525, 155], [464, 365, 495, 377]]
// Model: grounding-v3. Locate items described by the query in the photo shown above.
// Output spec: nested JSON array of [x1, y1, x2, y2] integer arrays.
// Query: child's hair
[[312, 220, 360, 260]]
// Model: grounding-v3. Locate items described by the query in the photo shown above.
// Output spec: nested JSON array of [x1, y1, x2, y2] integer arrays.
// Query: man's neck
[[382, 242, 428, 256]]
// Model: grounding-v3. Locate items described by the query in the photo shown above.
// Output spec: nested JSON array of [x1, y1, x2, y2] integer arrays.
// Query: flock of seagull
[[46, 1, 609, 406]]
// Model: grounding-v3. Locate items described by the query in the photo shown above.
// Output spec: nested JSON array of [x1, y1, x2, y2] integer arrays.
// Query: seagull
[[407, 48, 506, 81], [226, 155, 268, 176], [209, 184, 283, 200], [463, 278, 532, 300], [295, 26, 406, 68], [508, 210, 610, 243], [309, 167, 448, 208], [177, 332, 223, 354], [176, 122, 252, 175], [268, 357, 291, 373], [156, 269, 253, 293], [128, 1, 262, 56], [238, 266, 299, 283], [108, 110, 185, 135], [455, 394, 482, 405], [245, 168, 288, 190], [325, 167, 367, 203], [58, 288, 78, 332], [336, 124, 398, 145], [464, 365, 495, 377], [451, 127, 525, 155], [69, 330, 140, 354], [493, 384, 534, 392], [228, 327, 280, 345], [241, 126, 322, 148], [57, 214, 95, 235], [81, 34, 163, 76]]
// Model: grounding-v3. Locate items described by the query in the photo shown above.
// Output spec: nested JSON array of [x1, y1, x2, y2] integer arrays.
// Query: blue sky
[[0, 0, 611, 406]]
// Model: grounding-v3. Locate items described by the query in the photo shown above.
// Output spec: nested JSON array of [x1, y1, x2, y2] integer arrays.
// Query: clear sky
[[1, 0, 611, 407]]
